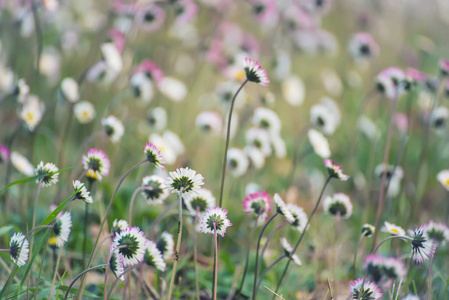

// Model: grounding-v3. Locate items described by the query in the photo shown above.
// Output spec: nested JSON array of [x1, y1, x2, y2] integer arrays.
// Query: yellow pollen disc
[[25, 112, 34, 122], [49, 237, 57, 246], [391, 228, 398, 234], [445, 178, 449, 186], [235, 70, 246, 81], [82, 111, 89, 118]]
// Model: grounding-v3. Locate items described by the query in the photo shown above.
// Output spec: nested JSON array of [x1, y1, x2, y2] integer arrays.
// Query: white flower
[[244, 146, 265, 169], [280, 237, 302, 266], [216, 81, 247, 109], [149, 134, 177, 165], [437, 170, 449, 191], [156, 232, 174, 260], [39, 48, 61, 82], [141, 175, 169, 205], [9, 232, 29, 267], [143, 142, 165, 170], [200, 206, 232, 237], [196, 111, 222, 135], [321, 68, 342, 97], [73, 180, 92, 203], [323, 193, 353, 218], [252, 107, 281, 137], [270, 135, 287, 158], [147, 107, 167, 131], [35, 161, 59, 187], [310, 97, 341, 135], [244, 57, 269, 86], [159, 77, 187, 102], [358, 116, 379, 140], [60, 78, 79, 102], [102, 115, 124, 143], [282, 75, 305, 106], [381, 221, 406, 236], [308, 129, 331, 158], [163, 130, 185, 156], [323, 159, 350, 181], [273, 194, 295, 223], [81, 149, 110, 182], [430, 106, 449, 131], [246, 127, 272, 157], [130, 73, 154, 103], [349, 278, 383, 300], [74, 101, 96, 124], [272, 50, 291, 81], [423, 221, 449, 247], [111, 219, 129, 234], [410, 225, 436, 264], [165, 167, 204, 196], [143, 240, 166, 271], [401, 294, 420, 300], [11, 152, 34, 176], [227, 148, 249, 177], [101, 42, 122, 73], [19, 95, 44, 131], [109, 250, 125, 281], [53, 211, 72, 247], [111, 227, 147, 267], [286, 203, 308, 233], [184, 188, 216, 215]]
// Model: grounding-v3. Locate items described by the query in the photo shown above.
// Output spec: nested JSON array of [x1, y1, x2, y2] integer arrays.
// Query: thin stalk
[[33, 231, 50, 300], [104, 245, 127, 300], [235, 216, 260, 299], [92, 233, 114, 260], [218, 79, 248, 207], [77, 159, 148, 298], [47, 247, 62, 300], [193, 207, 200, 300], [133, 264, 145, 300], [260, 221, 288, 261], [2, 122, 21, 216], [273, 176, 332, 298], [82, 180, 94, 269], [372, 95, 399, 250], [31, 0, 42, 84], [256, 256, 285, 293], [252, 212, 278, 299], [213, 222, 218, 300], [352, 235, 363, 278], [64, 264, 106, 299], [106, 264, 143, 300], [128, 186, 154, 224], [427, 255, 435, 299], [167, 190, 184, 300], [149, 202, 177, 238]]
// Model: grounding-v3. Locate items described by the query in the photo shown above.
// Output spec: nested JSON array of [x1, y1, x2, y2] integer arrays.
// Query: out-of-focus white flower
[[227, 148, 249, 177], [307, 129, 331, 158], [149, 134, 177, 165], [244, 146, 265, 169], [272, 50, 291, 80], [163, 130, 185, 156], [60, 78, 79, 102], [159, 77, 187, 102], [321, 68, 342, 97], [196, 111, 222, 135], [147, 107, 167, 131], [0, 65, 14, 92], [246, 127, 272, 157], [39, 48, 61, 83], [74, 101, 96, 124], [310, 97, 341, 135], [11, 152, 34, 176], [358, 116, 379, 140], [102, 115, 125, 143], [101, 43, 122, 73], [130, 73, 154, 103], [282, 75, 305, 106], [253, 107, 281, 137], [19, 95, 44, 132]]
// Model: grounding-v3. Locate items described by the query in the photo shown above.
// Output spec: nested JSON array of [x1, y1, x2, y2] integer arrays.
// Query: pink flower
[[132, 60, 164, 85]]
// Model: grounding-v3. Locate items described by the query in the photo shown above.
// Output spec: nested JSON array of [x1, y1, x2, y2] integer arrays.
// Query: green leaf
[[0, 167, 73, 194], [0, 225, 13, 237]]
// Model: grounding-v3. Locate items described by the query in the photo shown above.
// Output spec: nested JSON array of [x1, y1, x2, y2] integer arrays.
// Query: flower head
[[244, 57, 269, 86], [423, 221, 449, 247], [243, 191, 271, 219], [165, 167, 204, 196], [74, 101, 96, 124], [246, 128, 272, 157], [156, 232, 174, 260], [348, 32, 379, 60], [144, 142, 165, 170], [280, 237, 302, 266], [109, 249, 125, 281], [200, 207, 232, 237], [143, 240, 166, 271], [19, 95, 44, 131], [323, 159, 349, 181], [111, 219, 129, 234], [381, 221, 406, 236], [53, 211, 72, 247], [323, 193, 353, 218], [410, 225, 437, 264], [102, 115, 124, 143], [184, 188, 216, 215], [310, 98, 341, 135], [308, 129, 331, 158], [73, 180, 92, 203], [196, 111, 222, 135], [35, 162, 59, 187], [273, 194, 295, 223], [362, 224, 375, 238], [252, 107, 281, 136], [82, 148, 111, 182], [11, 152, 34, 176], [227, 148, 249, 177], [111, 227, 147, 267], [437, 170, 449, 191], [60, 77, 79, 102], [9, 232, 29, 267], [286, 203, 308, 233], [141, 175, 169, 205], [349, 278, 383, 300]]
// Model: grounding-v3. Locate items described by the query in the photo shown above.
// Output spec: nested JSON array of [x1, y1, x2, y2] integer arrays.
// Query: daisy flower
[[244, 146, 265, 169], [10, 152, 34, 176], [348, 32, 379, 60], [273, 194, 295, 223], [323, 159, 349, 181], [184, 188, 216, 215], [196, 111, 222, 135], [362, 224, 375, 238], [19, 95, 44, 132], [149, 134, 177, 165], [147, 107, 167, 131], [436, 170, 449, 191], [111, 219, 129, 234], [141, 175, 169, 205], [200, 207, 232, 237], [423, 221, 449, 247], [132, 60, 164, 85], [364, 255, 384, 284], [430, 107, 449, 130], [280, 237, 302, 266], [243, 191, 271, 223], [74, 101, 96, 124], [82, 148, 111, 182], [244, 57, 269, 86], [310, 97, 341, 135], [136, 5, 166, 33], [308, 129, 331, 158], [163, 130, 185, 157], [156, 231, 174, 260], [52, 211, 72, 247], [9, 232, 29, 267], [226, 148, 249, 177], [174, 0, 197, 24], [73, 180, 92, 203], [323, 193, 353, 218], [282, 75, 305, 106], [410, 225, 437, 264], [246, 127, 272, 157], [0, 144, 9, 164], [102, 115, 124, 143], [252, 107, 281, 137], [129, 72, 154, 103], [143, 240, 166, 271], [109, 249, 125, 281], [143, 142, 165, 170], [286, 203, 308, 233], [382, 257, 406, 281], [159, 77, 187, 102], [111, 227, 147, 267], [349, 278, 383, 300], [165, 167, 204, 196], [381, 221, 406, 236], [35, 161, 59, 187], [101, 42, 122, 73], [60, 77, 79, 103]]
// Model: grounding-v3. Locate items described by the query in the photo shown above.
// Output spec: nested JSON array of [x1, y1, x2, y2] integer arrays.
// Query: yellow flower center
[[391, 228, 398, 234], [445, 178, 449, 186], [82, 110, 89, 118], [25, 112, 35, 122], [235, 70, 246, 81]]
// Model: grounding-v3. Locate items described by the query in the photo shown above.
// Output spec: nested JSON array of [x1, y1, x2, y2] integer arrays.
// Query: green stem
[[255, 256, 285, 294], [352, 235, 363, 278], [64, 264, 106, 299], [213, 222, 218, 300], [193, 207, 200, 300], [167, 190, 183, 300], [260, 221, 288, 261], [218, 79, 248, 207]]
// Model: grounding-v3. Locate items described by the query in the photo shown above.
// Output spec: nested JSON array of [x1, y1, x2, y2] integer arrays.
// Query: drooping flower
[[9, 232, 29, 267], [348, 32, 379, 60], [129, 72, 154, 103], [147, 107, 167, 131], [184, 188, 216, 215], [143, 142, 165, 170], [273, 194, 295, 223], [35, 162, 59, 187], [323, 193, 353, 218], [252, 107, 281, 137], [364, 255, 406, 288], [156, 231, 174, 260], [82, 149, 111, 182], [141, 175, 169, 205], [74, 101, 96, 124], [310, 97, 341, 135], [349, 278, 383, 300], [111, 227, 147, 267], [73, 180, 93, 203], [323, 159, 349, 181], [362, 224, 375, 238], [280, 237, 302, 266], [436, 170, 449, 191], [196, 111, 222, 135], [52, 211, 72, 248], [244, 57, 269, 86], [381, 221, 406, 236], [200, 207, 232, 237], [10, 152, 34, 176], [109, 248, 125, 281], [102, 115, 125, 143], [226, 148, 249, 177], [60, 77, 79, 102], [165, 167, 204, 196], [286, 203, 308, 233], [246, 127, 272, 157], [111, 219, 129, 234], [308, 129, 331, 158], [242, 191, 271, 224], [410, 225, 437, 264], [423, 221, 449, 247], [143, 240, 166, 271]]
